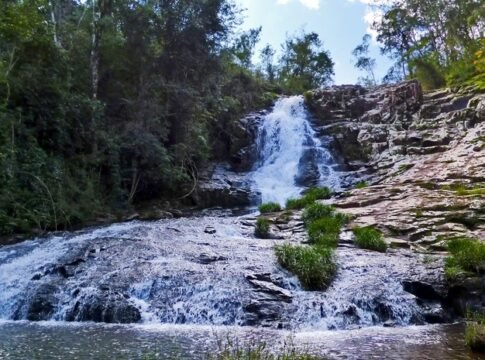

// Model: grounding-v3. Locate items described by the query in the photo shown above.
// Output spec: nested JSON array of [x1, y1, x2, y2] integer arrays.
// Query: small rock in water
[[246, 277, 293, 302], [194, 253, 227, 264], [204, 226, 217, 234]]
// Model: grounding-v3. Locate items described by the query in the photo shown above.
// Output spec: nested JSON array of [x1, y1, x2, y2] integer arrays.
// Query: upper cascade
[[251, 96, 341, 205]]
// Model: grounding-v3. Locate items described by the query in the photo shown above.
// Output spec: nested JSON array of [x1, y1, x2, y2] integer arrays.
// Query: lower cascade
[[0, 216, 436, 329], [251, 96, 341, 205]]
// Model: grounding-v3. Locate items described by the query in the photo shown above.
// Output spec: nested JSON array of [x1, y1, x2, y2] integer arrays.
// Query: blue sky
[[236, 0, 393, 85]]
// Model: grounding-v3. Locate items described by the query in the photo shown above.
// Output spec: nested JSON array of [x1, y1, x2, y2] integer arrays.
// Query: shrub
[[447, 238, 485, 274], [307, 217, 342, 248], [304, 186, 332, 200], [302, 203, 335, 226], [274, 244, 336, 290], [255, 218, 270, 239], [259, 202, 282, 214], [353, 226, 387, 252]]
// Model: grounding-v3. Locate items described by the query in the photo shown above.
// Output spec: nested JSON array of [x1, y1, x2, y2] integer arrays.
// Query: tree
[[352, 34, 377, 87], [279, 31, 334, 93], [260, 44, 277, 82], [371, 0, 484, 86], [232, 27, 261, 69]]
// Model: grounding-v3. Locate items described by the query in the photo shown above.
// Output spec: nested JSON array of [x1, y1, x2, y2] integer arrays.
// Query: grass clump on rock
[[304, 186, 332, 200], [307, 217, 342, 248], [445, 237, 485, 276], [466, 312, 485, 353], [285, 187, 332, 210], [302, 203, 351, 248], [352, 226, 387, 252], [285, 197, 312, 210], [255, 218, 270, 239], [258, 202, 282, 214], [302, 203, 335, 225], [354, 181, 368, 189], [274, 244, 336, 291]]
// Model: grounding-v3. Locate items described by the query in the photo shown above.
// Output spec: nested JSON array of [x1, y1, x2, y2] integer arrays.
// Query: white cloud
[[299, 0, 320, 9], [347, 0, 397, 39], [275, 0, 320, 10]]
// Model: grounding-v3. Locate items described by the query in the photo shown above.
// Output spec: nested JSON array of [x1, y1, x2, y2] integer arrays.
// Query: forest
[[0, 0, 483, 236]]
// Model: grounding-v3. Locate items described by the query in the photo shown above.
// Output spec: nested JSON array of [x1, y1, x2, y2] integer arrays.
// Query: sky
[[236, 0, 393, 85]]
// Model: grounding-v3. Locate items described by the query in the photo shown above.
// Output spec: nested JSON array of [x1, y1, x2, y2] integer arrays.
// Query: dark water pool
[[0, 321, 483, 360]]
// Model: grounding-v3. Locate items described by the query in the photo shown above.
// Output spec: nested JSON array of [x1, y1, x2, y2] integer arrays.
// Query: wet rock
[[246, 277, 292, 302], [204, 226, 216, 234], [194, 253, 228, 264], [67, 292, 141, 324], [243, 299, 284, 326], [25, 284, 59, 321], [422, 306, 450, 324], [229, 111, 267, 172], [194, 164, 260, 208], [402, 280, 443, 301], [383, 320, 397, 328]]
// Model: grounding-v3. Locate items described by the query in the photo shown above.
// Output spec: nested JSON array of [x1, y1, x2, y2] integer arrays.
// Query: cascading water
[[251, 96, 341, 205], [0, 97, 455, 359]]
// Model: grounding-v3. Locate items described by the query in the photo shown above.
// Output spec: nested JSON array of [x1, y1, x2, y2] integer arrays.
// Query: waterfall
[[251, 96, 341, 206]]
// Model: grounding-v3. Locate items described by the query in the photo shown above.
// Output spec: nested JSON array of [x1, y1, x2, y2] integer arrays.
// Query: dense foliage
[[0, 1, 335, 236], [354, 0, 484, 89]]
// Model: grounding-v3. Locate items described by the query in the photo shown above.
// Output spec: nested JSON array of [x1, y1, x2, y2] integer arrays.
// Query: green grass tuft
[[258, 202, 282, 214], [352, 226, 387, 252], [465, 312, 485, 353], [285, 197, 313, 210], [275, 244, 336, 291], [304, 186, 332, 200], [255, 218, 270, 239], [285, 187, 333, 210], [307, 217, 343, 248], [354, 181, 368, 189], [446, 237, 485, 274], [302, 203, 335, 226]]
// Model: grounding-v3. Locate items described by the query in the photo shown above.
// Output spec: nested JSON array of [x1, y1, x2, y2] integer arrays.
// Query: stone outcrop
[[192, 110, 269, 209], [228, 110, 267, 172], [306, 81, 484, 316], [193, 163, 261, 208]]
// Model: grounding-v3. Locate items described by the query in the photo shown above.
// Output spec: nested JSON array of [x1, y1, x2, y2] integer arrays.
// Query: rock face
[[306, 81, 484, 316], [229, 111, 267, 172], [193, 163, 261, 208], [192, 110, 269, 209]]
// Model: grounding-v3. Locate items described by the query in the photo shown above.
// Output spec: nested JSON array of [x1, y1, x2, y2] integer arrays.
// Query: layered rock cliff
[[305, 81, 484, 314]]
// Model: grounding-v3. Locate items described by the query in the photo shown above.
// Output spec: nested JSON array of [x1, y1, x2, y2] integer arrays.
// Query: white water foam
[[251, 96, 341, 205]]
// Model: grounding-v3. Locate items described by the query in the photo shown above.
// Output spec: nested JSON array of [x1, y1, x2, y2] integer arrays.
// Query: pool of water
[[0, 321, 482, 359]]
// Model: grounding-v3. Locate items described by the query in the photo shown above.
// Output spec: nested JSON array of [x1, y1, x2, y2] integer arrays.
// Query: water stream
[[251, 96, 341, 205]]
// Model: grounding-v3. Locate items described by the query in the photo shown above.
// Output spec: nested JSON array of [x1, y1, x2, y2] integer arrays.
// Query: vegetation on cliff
[[273, 187, 353, 290], [353, 226, 387, 253]]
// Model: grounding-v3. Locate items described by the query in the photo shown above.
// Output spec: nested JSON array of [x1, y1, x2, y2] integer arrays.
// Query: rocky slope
[[305, 81, 484, 315]]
